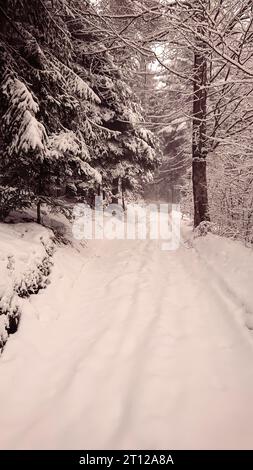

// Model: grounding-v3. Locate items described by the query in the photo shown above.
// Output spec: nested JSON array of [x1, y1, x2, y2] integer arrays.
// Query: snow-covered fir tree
[[0, 0, 158, 221]]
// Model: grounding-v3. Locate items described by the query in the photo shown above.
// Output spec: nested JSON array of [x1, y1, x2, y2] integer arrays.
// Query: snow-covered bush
[[0, 224, 55, 352], [193, 221, 216, 238], [0, 294, 20, 344], [207, 153, 253, 244], [15, 255, 53, 298]]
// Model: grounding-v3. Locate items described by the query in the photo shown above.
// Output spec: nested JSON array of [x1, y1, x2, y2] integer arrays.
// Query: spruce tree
[[0, 0, 158, 221]]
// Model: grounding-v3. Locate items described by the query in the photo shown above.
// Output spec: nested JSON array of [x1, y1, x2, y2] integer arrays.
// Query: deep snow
[[0, 217, 253, 449], [0, 223, 53, 347]]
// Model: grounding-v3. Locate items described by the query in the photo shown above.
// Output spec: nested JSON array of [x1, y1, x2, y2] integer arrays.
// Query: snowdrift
[[0, 223, 54, 350], [192, 231, 253, 331]]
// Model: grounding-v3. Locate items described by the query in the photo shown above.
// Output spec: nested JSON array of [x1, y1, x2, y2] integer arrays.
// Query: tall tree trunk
[[122, 178, 126, 211], [37, 200, 41, 224], [112, 177, 119, 204], [37, 161, 44, 224], [192, 5, 210, 227]]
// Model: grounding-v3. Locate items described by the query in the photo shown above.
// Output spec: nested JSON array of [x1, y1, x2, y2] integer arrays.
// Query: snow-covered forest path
[[1, 227, 253, 449]]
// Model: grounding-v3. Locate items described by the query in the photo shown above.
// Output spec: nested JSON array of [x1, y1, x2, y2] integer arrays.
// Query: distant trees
[[97, 0, 253, 238]]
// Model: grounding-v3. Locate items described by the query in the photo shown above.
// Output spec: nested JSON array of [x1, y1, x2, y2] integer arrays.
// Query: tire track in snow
[[107, 242, 188, 448], [16, 240, 155, 445], [2, 230, 253, 449]]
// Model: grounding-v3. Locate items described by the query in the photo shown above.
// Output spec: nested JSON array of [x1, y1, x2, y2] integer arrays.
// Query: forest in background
[[0, 0, 253, 242]]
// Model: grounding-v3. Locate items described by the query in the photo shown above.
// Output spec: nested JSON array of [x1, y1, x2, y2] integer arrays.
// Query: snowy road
[[1, 230, 253, 449]]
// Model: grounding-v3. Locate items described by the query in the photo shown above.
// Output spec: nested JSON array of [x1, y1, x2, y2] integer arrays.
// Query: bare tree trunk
[[37, 200, 41, 224], [192, 5, 210, 227], [122, 178, 126, 211], [37, 161, 44, 224], [112, 177, 119, 204]]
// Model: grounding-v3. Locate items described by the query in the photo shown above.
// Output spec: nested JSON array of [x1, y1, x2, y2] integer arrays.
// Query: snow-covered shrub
[[15, 241, 54, 298], [0, 293, 21, 351], [0, 225, 55, 352], [207, 153, 253, 244], [0, 314, 9, 351], [193, 221, 216, 238]]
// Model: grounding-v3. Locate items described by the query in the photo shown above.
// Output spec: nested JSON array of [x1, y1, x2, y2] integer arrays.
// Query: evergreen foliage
[[0, 0, 158, 220]]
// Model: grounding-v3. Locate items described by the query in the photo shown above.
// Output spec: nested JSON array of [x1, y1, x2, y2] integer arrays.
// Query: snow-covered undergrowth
[[0, 223, 54, 350]]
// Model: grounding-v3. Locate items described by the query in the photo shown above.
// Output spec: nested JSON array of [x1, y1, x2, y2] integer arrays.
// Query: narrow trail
[[1, 231, 253, 449]]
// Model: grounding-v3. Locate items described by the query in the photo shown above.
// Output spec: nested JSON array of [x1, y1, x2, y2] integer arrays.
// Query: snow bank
[[0, 223, 54, 349], [192, 232, 253, 331]]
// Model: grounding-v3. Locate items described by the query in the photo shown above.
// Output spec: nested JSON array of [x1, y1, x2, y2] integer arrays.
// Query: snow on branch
[[47, 130, 101, 184], [48, 131, 81, 157], [2, 73, 47, 154], [69, 73, 101, 102], [49, 56, 101, 103]]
